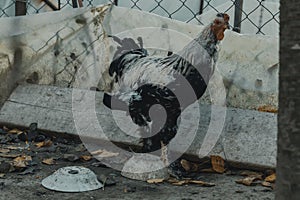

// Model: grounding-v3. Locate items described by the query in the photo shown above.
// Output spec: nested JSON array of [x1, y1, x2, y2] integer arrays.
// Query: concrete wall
[[1, 0, 279, 36], [0, 4, 278, 110]]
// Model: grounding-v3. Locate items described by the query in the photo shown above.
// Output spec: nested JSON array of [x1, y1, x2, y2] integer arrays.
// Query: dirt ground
[[0, 127, 275, 200]]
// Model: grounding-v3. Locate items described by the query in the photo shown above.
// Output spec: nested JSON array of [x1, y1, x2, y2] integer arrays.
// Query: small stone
[[29, 123, 38, 131], [0, 182, 4, 190], [75, 144, 86, 152], [18, 167, 35, 175], [63, 154, 80, 162], [123, 185, 136, 193], [34, 135, 46, 142], [91, 162, 108, 168], [55, 137, 70, 145], [0, 129, 7, 135], [56, 145, 69, 153], [98, 174, 117, 186], [255, 79, 263, 88], [0, 162, 11, 173], [18, 132, 28, 142]]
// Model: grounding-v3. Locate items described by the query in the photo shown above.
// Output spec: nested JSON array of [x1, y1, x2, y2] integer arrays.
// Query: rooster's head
[[211, 13, 230, 41]]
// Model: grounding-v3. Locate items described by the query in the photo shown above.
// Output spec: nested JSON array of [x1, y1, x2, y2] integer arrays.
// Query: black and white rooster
[[103, 13, 230, 176]]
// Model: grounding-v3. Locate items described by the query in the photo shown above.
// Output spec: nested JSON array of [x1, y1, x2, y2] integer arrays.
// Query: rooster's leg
[[160, 141, 169, 167]]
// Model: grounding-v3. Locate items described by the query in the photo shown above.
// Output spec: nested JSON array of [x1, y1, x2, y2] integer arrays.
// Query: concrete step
[[0, 84, 277, 170]]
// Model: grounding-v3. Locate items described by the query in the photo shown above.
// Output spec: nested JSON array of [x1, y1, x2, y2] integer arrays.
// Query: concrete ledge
[[0, 84, 277, 170]]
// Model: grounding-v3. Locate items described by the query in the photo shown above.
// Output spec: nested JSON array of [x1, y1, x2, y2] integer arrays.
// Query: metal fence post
[[72, 0, 78, 8], [233, 0, 243, 33], [15, 0, 27, 16], [199, 0, 204, 15]]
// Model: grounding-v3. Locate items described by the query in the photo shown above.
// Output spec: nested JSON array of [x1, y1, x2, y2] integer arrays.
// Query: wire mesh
[[0, 0, 279, 35]]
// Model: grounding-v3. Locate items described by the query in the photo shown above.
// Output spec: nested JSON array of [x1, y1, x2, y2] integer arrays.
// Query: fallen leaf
[[258, 105, 278, 113], [12, 155, 32, 168], [147, 178, 164, 184], [210, 155, 225, 173], [240, 170, 263, 177], [236, 176, 262, 186], [8, 128, 23, 135], [0, 153, 21, 158], [18, 168, 35, 175], [80, 155, 93, 161], [42, 158, 55, 165], [171, 180, 187, 186], [35, 140, 52, 148], [4, 145, 28, 150], [167, 178, 215, 187], [0, 173, 5, 178], [261, 181, 272, 188], [0, 149, 10, 154], [265, 173, 276, 183], [167, 178, 179, 184], [91, 149, 119, 158], [180, 159, 199, 172], [63, 154, 79, 162], [188, 180, 215, 187]]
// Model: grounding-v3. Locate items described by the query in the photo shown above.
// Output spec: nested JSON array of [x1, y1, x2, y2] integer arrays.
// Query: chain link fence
[[0, 0, 279, 35]]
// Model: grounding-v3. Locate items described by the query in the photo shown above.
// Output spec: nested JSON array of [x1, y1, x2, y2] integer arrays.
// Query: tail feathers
[[109, 35, 147, 60], [109, 36, 148, 80]]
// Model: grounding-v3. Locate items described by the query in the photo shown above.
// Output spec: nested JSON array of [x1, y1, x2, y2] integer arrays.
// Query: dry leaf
[[4, 146, 19, 150], [261, 181, 272, 188], [265, 173, 276, 183], [167, 178, 215, 187], [42, 158, 55, 165], [180, 159, 199, 172], [4, 145, 28, 150], [147, 178, 164, 184], [188, 180, 215, 187], [171, 180, 187, 186], [258, 105, 278, 113], [167, 178, 179, 184], [35, 140, 53, 148], [91, 149, 119, 158], [0, 173, 5, 178], [0, 153, 21, 158], [13, 155, 32, 168], [0, 149, 10, 153], [240, 170, 263, 177], [236, 176, 262, 186], [8, 128, 23, 134], [80, 155, 93, 161], [210, 155, 225, 173]]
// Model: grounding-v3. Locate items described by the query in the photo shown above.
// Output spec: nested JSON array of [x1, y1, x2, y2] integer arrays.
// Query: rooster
[[103, 13, 230, 177]]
